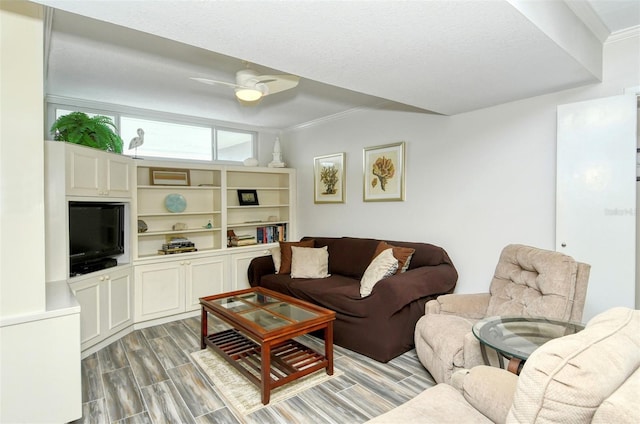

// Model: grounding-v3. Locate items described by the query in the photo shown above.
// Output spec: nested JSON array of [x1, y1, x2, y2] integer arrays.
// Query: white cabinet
[[230, 248, 271, 290], [134, 255, 226, 322], [65, 142, 134, 198], [69, 266, 133, 350]]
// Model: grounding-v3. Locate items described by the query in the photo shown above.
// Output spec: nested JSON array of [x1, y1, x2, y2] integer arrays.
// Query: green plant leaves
[[50, 112, 124, 153]]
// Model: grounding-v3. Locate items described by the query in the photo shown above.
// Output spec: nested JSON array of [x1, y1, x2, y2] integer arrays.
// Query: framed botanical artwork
[[314, 153, 346, 203], [237, 189, 259, 206], [363, 142, 405, 202], [150, 167, 191, 186]]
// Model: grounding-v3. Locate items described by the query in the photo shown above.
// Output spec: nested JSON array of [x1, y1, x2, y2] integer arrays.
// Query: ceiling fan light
[[235, 88, 262, 102]]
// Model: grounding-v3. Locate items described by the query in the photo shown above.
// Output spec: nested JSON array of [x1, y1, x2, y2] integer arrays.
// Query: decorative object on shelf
[[137, 219, 148, 233], [150, 167, 191, 186], [205, 220, 213, 229], [50, 111, 124, 153], [165, 193, 187, 213], [314, 152, 345, 204], [172, 222, 188, 231], [363, 142, 406, 202], [243, 157, 259, 167], [129, 128, 145, 159], [268, 137, 286, 168], [159, 236, 196, 254], [237, 189, 259, 206]]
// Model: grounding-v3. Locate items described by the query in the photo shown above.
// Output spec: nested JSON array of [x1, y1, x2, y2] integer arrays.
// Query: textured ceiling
[[39, 0, 639, 130]]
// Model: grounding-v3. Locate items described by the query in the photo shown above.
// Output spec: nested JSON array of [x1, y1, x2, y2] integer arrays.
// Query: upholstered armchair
[[414, 244, 590, 384], [369, 307, 639, 424]]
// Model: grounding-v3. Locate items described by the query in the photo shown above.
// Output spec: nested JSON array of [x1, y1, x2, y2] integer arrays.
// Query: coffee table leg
[[261, 343, 271, 404], [200, 307, 207, 349], [325, 322, 334, 375]]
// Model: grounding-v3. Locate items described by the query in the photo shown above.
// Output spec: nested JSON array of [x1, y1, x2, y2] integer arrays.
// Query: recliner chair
[[414, 244, 590, 384], [369, 307, 638, 424]]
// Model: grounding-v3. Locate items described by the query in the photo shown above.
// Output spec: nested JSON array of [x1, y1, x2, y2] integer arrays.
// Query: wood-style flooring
[[71, 315, 435, 424]]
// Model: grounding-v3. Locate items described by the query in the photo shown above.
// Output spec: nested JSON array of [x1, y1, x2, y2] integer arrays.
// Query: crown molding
[[605, 25, 640, 44], [564, 0, 610, 43]]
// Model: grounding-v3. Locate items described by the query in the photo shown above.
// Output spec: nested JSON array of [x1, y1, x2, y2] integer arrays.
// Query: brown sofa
[[247, 236, 458, 362]]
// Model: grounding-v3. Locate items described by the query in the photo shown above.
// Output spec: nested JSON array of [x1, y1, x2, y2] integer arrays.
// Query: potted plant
[[50, 112, 124, 153]]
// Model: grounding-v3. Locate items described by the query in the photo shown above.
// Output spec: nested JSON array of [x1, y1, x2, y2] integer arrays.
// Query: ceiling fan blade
[[190, 77, 240, 89], [259, 75, 300, 96]]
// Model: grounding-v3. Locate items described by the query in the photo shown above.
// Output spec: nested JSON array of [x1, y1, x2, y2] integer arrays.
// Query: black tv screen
[[69, 202, 124, 265]]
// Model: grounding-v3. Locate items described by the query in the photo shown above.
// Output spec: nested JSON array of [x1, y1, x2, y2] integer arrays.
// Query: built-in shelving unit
[[226, 169, 291, 243], [135, 164, 223, 258]]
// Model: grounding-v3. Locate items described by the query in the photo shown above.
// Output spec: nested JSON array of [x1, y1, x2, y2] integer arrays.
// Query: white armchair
[[369, 307, 639, 424], [414, 244, 590, 384]]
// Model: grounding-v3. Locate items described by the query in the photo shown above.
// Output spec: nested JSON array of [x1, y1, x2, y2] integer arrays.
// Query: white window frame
[[46, 99, 257, 164]]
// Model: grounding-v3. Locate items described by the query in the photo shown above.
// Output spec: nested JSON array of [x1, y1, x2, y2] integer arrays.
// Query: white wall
[[284, 34, 639, 301], [0, 0, 45, 317]]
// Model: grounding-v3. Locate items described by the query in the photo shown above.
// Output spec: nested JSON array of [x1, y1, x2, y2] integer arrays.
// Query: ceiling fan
[[191, 69, 299, 105]]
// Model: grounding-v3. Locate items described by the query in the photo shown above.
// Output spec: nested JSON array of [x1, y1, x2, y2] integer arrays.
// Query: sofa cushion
[[278, 239, 315, 274], [360, 248, 398, 297], [374, 241, 415, 273], [291, 246, 330, 279], [324, 237, 380, 279]]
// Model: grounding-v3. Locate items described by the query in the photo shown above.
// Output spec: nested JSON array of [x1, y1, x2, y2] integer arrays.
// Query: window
[[121, 117, 212, 161], [48, 103, 257, 163], [216, 129, 255, 161]]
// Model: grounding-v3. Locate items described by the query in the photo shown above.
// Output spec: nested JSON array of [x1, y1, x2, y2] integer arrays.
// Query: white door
[[556, 94, 637, 321]]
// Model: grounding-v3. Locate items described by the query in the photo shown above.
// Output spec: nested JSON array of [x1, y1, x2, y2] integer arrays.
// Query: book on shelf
[[230, 237, 257, 247], [256, 223, 287, 244]]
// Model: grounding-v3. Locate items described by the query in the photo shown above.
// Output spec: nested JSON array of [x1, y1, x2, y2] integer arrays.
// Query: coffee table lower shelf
[[202, 328, 330, 404]]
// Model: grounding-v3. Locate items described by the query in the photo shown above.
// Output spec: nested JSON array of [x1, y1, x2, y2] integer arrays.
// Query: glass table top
[[472, 316, 585, 360], [206, 291, 322, 332]]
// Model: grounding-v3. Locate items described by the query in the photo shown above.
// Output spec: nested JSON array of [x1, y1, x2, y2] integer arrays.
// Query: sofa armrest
[[452, 366, 518, 424], [247, 255, 275, 287], [426, 293, 491, 319], [371, 264, 458, 314]]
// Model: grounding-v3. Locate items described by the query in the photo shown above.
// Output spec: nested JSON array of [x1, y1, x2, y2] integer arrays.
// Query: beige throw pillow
[[373, 241, 415, 273], [278, 240, 315, 274], [360, 248, 398, 297], [290, 246, 330, 279], [270, 246, 281, 274]]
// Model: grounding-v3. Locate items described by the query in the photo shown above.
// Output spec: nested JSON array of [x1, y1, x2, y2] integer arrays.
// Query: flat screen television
[[69, 202, 124, 272]]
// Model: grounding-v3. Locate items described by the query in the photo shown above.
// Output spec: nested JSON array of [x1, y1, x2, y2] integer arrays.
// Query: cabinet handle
[[105, 275, 110, 280], [561, 243, 567, 248], [186, 261, 191, 265], [180, 261, 185, 265], [99, 276, 104, 281]]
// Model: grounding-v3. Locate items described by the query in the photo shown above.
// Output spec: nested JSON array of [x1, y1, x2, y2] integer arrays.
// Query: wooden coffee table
[[200, 287, 335, 404]]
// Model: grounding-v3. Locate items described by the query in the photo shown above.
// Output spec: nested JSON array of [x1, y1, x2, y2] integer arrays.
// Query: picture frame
[[150, 167, 191, 186], [363, 142, 405, 202], [237, 189, 259, 206], [314, 153, 346, 204]]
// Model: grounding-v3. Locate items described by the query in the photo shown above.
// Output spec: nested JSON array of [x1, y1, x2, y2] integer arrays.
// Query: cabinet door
[[66, 146, 102, 196], [557, 94, 637, 320], [230, 249, 270, 290], [185, 256, 227, 311], [134, 261, 185, 322], [105, 267, 133, 332], [104, 155, 133, 197], [70, 278, 102, 347]]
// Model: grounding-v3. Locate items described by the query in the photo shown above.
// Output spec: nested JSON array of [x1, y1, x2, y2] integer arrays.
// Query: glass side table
[[472, 316, 584, 374]]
